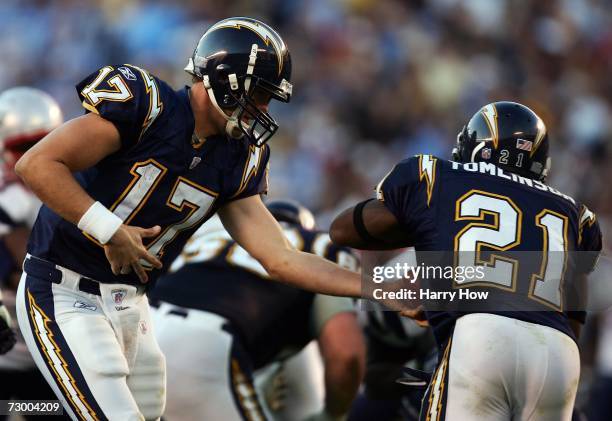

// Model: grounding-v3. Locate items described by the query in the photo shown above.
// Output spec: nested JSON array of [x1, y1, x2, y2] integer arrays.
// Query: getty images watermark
[[371, 262, 489, 301], [360, 250, 607, 312]]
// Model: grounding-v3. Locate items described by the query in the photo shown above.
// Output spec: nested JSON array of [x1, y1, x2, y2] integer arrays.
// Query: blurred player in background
[[0, 87, 68, 419], [149, 200, 365, 421], [14, 17, 362, 421], [347, 250, 435, 421], [331, 101, 603, 420]]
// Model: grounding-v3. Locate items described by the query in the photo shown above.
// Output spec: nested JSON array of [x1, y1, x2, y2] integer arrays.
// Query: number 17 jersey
[[28, 64, 270, 287]]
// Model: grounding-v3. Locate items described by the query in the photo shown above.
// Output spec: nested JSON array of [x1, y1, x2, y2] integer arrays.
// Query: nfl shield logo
[[111, 289, 127, 304], [481, 148, 491, 159]]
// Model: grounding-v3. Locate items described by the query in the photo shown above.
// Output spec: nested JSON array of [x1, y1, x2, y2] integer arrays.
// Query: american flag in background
[[516, 138, 533, 151]]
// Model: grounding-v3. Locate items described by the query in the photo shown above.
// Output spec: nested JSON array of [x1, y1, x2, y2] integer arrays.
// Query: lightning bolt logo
[[419, 155, 437, 207], [28, 290, 99, 420], [530, 117, 547, 157], [232, 145, 263, 198], [481, 104, 499, 149], [128, 64, 163, 138], [207, 18, 286, 75]]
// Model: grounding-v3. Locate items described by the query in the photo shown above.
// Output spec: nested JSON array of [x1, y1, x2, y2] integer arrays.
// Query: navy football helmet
[[452, 101, 551, 181], [185, 17, 292, 147], [266, 199, 315, 230]]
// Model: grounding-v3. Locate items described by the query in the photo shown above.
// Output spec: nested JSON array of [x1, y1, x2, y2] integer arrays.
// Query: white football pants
[[16, 255, 166, 421], [421, 313, 580, 421]]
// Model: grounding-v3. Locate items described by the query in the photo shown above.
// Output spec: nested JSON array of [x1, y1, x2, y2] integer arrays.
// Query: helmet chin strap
[[202, 75, 244, 139], [201, 44, 260, 140]]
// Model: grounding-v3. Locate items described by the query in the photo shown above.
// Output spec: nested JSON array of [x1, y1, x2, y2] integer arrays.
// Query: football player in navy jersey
[[331, 101, 603, 421], [149, 200, 364, 421], [13, 17, 362, 421]]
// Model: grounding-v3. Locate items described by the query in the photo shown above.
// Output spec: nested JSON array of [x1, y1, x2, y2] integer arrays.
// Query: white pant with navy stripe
[[420, 313, 580, 421], [16, 255, 166, 421]]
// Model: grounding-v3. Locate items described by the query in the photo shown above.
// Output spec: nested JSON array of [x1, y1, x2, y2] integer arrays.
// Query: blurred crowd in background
[[2, 0, 611, 235], [2, 0, 612, 415]]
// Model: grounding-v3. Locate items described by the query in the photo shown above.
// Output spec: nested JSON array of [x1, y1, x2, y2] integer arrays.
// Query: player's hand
[[0, 305, 16, 355], [259, 363, 288, 412], [104, 224, 163, 283], [399, 305, 429, 327]]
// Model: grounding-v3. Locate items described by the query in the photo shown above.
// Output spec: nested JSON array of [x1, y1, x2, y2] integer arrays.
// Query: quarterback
[[331, 102, 602, 421], [14, 17, 361, 421]]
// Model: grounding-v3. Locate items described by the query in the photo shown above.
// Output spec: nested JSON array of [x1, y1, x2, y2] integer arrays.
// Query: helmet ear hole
[[215, 64, 231, 78]]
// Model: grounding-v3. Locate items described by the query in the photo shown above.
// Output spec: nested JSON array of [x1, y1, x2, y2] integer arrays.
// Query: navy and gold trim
[[232, 144, 265, 199], [529, 209, 569, 311], [24, 277, 105, 421], [578, 205, 596, 245], [418, 155, 437, 207], [422, 338, 452, 421], [80, 66, 134, 108], [125, 64, 164, 141], [453, 189, 522, 292]]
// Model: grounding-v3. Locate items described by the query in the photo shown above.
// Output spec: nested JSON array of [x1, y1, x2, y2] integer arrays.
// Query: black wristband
[[353, 199, 379, 243]]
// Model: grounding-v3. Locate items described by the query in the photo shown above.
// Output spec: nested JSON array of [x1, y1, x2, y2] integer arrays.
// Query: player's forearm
[[319, 313, 365, 417], [323, 361, 362, 417], [266, 250, 362, 298], [15, 155, 94, 224]]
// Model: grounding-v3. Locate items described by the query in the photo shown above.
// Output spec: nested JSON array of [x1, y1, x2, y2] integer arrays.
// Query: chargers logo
[[206, 18, 287, 75]]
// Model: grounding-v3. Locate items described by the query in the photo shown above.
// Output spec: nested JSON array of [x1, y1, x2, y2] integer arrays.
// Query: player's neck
[[188, 85, 219, 148]]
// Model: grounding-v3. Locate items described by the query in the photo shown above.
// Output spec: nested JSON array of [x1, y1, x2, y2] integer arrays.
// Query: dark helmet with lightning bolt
[[453, 101, 551, 181], [185, 17, 292, 147]]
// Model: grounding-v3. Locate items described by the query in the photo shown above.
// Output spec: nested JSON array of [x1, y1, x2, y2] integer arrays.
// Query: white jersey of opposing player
[[0, 169, 41, 233], [0, 176, 42, 371], [0, 86, 62, 370]]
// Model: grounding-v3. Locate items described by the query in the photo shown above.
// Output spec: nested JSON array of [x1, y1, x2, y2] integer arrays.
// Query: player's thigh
[[16, 271, 143, 421], [127, 298, 166, 420], [515, 325, 580, 421], [421, 315, 513, 421]]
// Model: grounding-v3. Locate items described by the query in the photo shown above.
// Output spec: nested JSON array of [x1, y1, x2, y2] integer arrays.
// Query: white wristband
[[78, 201, 123, 245]]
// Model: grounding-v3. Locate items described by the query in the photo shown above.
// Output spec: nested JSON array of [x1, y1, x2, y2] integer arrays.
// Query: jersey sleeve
[[230, 144, 270, 201], [76, 64, 162, 149], [577, 205, 603, 273], [375, 155, 437, 237]]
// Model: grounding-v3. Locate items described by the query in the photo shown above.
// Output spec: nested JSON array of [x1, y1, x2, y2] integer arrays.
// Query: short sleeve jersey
[[376, 155, 603, 344], [28, 64, 270, 287]]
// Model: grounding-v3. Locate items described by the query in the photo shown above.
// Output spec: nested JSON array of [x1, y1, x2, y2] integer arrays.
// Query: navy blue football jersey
[[149, 220, 359, 369], [28, 64, 270, 287], [376, 155, 603, 345]]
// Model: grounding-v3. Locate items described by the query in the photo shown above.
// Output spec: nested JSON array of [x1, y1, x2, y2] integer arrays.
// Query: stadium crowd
[[2, 0, 612, 235]]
